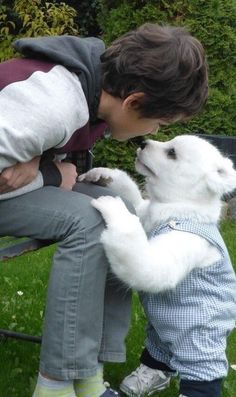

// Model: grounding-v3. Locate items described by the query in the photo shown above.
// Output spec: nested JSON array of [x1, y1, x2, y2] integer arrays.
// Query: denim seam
[[61, 230, 86, 372]]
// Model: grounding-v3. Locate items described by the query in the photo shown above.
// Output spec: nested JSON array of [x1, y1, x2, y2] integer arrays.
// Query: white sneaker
[[120, 364, 171, 397]]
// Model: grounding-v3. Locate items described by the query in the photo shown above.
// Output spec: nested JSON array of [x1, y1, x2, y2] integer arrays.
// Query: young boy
[[0, 24, 208, 397]]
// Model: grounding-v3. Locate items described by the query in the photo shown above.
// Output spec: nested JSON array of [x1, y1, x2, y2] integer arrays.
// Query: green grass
[[0, 221, 236, 397]]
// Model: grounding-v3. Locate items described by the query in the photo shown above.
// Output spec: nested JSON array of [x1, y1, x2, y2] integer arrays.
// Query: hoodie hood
[[13, 35, 106, 122]]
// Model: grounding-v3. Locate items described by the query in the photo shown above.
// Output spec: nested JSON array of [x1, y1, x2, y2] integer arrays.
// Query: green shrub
[[93, 138, 139, 179], [54, 0, 102, 36], [0, 0, 78, 61]]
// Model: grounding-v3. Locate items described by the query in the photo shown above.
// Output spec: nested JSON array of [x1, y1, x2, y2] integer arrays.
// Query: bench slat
[[0, 329, 42, 343], [0, 237, 52, 261]]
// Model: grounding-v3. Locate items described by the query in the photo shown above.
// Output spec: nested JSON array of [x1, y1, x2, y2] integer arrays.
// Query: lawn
[[0, 220, 235, 397]]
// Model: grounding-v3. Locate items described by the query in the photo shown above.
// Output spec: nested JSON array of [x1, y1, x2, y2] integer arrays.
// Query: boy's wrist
[[39, 160, 62, 186]]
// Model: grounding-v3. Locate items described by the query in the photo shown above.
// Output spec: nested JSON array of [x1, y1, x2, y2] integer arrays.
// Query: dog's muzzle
[[140, 140, 147, 150]]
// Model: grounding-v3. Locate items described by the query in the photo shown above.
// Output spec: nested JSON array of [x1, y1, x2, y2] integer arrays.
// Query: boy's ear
[[122, 92, 145, 110], [206, 157, 236, 196]]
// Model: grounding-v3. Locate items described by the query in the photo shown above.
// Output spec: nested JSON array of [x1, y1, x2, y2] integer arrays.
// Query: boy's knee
[[74, 182, 135, 214], [74, 182, 135, 215], [71, 198, 105, 233], [119, 196, 135, 214]]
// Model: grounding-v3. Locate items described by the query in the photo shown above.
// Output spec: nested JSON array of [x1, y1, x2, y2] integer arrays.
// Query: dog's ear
[[206, 157, 236, 196]]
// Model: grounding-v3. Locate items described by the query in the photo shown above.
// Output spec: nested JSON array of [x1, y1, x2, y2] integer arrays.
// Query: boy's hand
[[0, 157, 40, 193], [54, 161, 78, 191]]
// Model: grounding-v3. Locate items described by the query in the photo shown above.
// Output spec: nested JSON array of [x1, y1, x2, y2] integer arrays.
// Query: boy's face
[[98, 91, 168, 141]]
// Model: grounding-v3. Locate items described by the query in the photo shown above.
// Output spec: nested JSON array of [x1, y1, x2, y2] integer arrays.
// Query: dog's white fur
[[79, 135, 236, 293]]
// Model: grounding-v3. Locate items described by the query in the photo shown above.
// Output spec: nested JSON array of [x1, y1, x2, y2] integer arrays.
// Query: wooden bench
[[0, 150, 92, 344]]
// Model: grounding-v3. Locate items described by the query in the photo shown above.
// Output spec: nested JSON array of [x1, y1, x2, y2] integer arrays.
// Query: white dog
[[80, 135, 236, 397], [79, 135, 236, 293]]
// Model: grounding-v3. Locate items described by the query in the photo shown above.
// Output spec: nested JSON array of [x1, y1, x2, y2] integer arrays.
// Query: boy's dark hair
[[100, 23, 208, 121]]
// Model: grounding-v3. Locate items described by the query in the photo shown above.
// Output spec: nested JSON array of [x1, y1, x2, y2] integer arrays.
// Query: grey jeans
[[0, 183, 132, 379]]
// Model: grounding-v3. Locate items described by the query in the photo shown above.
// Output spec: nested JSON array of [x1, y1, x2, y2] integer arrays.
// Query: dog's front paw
[[92, 196, 130, 225], [78, 167, 113, 186]]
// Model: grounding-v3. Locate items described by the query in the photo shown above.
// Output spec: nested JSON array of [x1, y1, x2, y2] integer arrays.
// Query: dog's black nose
[[140, 140, 147, 150]]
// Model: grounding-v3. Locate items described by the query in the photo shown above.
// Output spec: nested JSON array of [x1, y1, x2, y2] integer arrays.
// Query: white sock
[[33, 373, 76, 397], [74, 363, 106, 397]]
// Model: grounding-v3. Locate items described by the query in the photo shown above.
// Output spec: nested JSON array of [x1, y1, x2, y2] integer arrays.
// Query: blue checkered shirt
[[140, 220, 236, 381]]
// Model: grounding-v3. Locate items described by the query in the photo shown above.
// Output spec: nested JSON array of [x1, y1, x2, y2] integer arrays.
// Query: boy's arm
[[0, 159, 77, 199], [0, 157, 41, 194]]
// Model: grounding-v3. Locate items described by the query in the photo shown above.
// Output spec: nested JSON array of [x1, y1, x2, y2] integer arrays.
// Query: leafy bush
[[54, 0, 102, 36], [0, 0, 78, 61], [93, 138, 139, 179]]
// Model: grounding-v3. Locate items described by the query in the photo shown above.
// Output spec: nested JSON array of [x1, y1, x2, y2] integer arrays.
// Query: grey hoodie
[[0, 35, 105, 199]]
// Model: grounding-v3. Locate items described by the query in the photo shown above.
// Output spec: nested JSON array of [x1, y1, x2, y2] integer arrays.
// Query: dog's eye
[[166, 148, 177, 159]]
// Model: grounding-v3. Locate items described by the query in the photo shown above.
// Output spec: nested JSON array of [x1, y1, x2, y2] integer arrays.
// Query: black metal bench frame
[[0, 150, 92, 344]]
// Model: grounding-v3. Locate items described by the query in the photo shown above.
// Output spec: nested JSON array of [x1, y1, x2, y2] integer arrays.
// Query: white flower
[[17, 290, 23, 296], [230, 364, 236, 370]]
